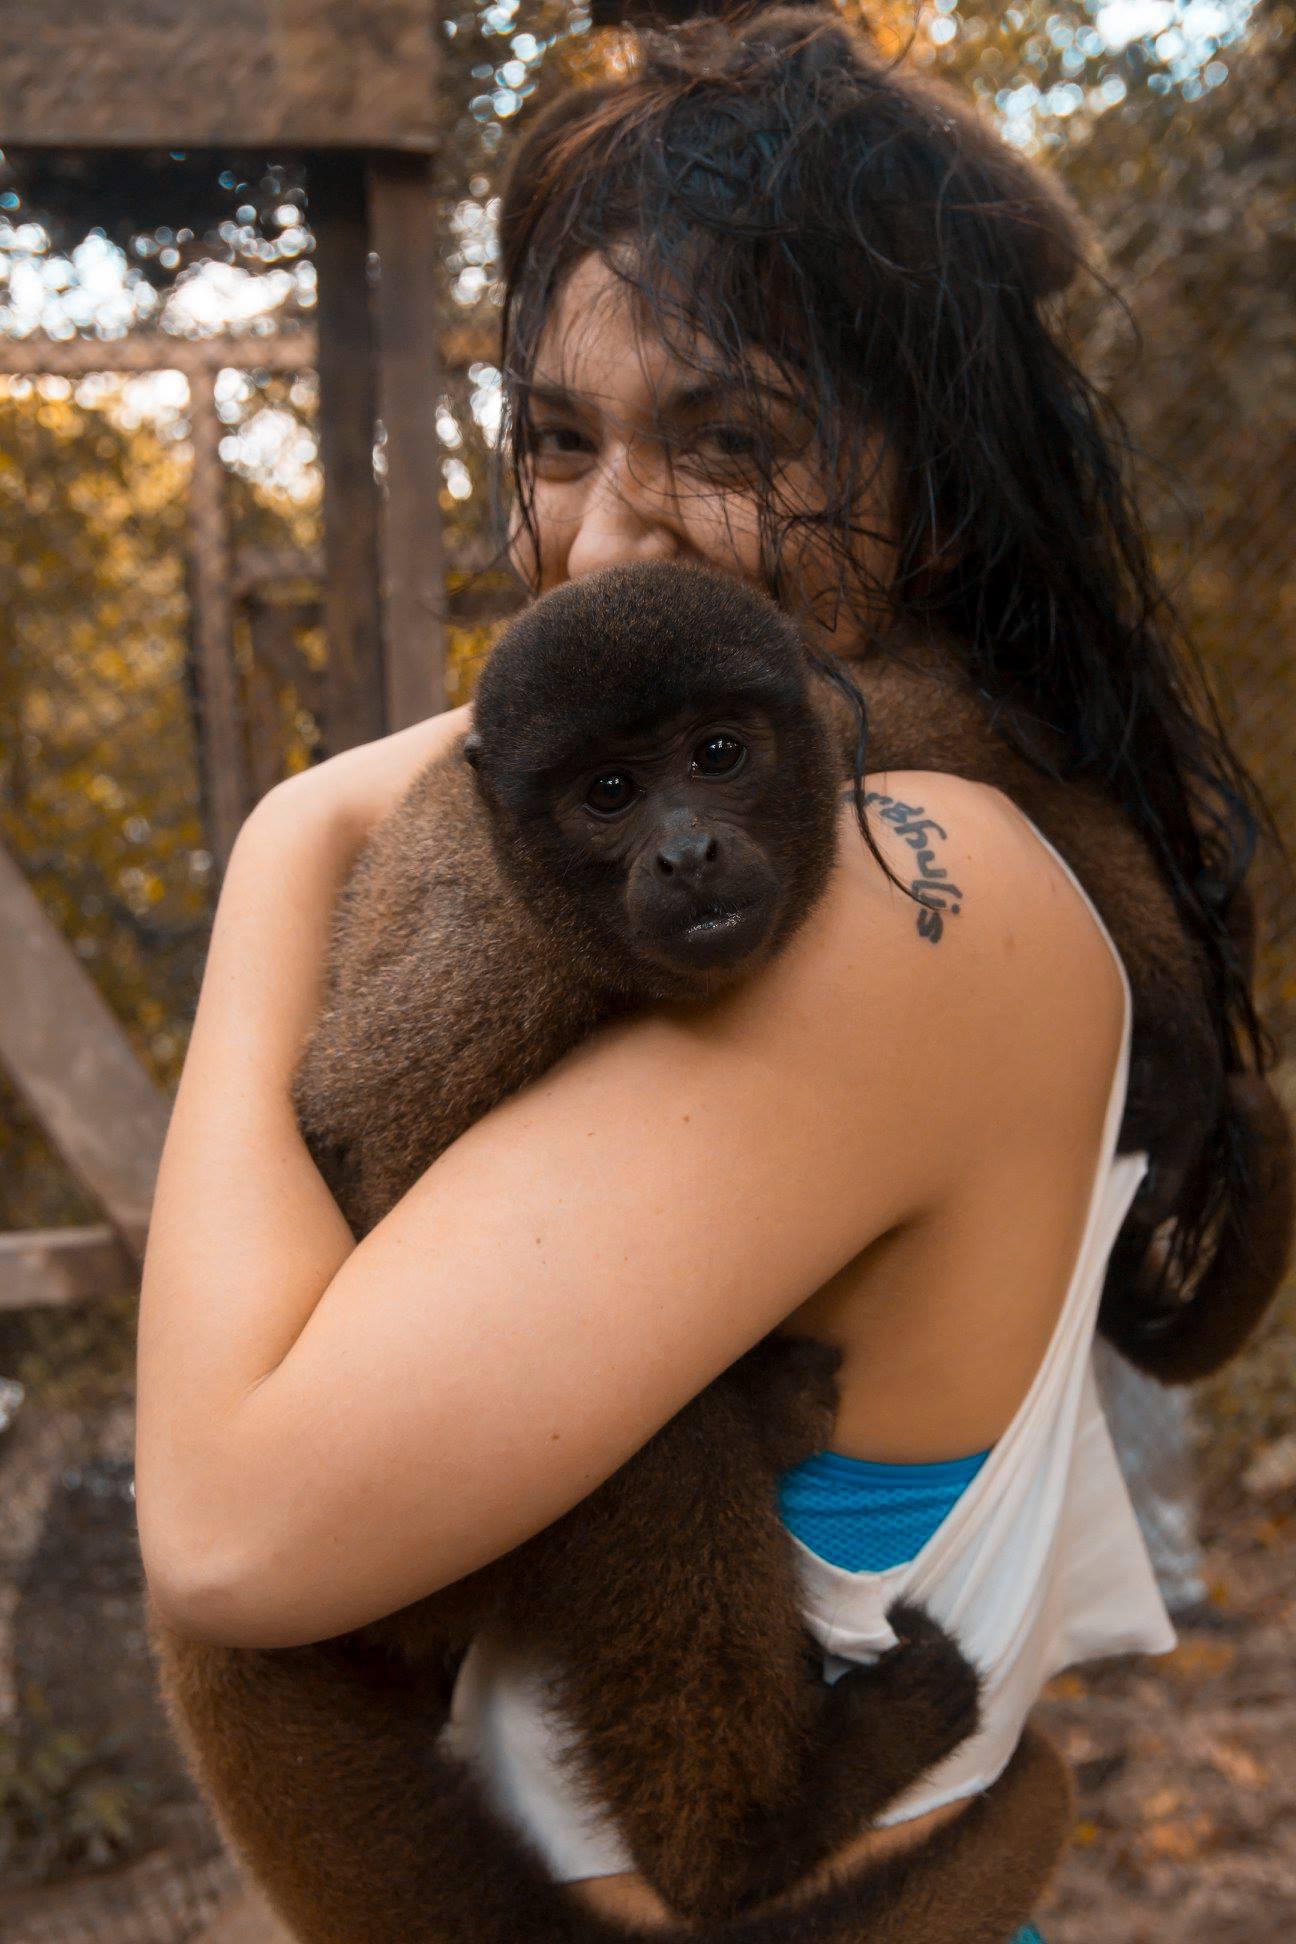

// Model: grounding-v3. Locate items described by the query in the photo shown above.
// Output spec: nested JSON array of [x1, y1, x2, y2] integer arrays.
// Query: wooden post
[[0, 1226, 136, 1311], [312, 156, 388, 752], [0, 843, 170, 1261], [369, 152, 448, 727], [187, 372, 248, 868]]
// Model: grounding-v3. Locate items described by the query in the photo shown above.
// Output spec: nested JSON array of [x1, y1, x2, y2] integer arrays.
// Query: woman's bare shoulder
[[808, 765, 1127, 1146], [847, 767, 1123, 975]]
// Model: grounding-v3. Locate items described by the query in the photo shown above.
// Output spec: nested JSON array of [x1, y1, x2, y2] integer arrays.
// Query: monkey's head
[[464, 562, 839, 1002]]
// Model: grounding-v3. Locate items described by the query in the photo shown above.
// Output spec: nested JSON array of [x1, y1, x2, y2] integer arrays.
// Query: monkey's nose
[[655, 830, 719, 880]]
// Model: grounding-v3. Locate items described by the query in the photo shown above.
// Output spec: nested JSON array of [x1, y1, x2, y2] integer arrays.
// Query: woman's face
[[510, 253, 897, 655]]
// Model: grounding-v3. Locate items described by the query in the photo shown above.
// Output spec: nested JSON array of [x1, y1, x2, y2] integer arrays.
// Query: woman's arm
[[136, 769, 1012, 1651], [134, 709, 472, 1608]]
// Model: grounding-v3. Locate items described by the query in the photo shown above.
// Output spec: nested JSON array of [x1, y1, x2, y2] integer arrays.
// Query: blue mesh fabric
[[778, 1445, 991, 1573]]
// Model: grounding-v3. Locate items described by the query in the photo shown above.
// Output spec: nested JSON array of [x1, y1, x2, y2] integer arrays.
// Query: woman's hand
[[135, 706, 471, 1614]]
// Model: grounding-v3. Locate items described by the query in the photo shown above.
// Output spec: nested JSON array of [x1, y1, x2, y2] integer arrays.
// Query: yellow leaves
[[86, 773, 127, 814]]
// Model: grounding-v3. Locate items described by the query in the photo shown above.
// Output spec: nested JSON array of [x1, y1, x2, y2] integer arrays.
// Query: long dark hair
[[495, 3, 1279, 1304]]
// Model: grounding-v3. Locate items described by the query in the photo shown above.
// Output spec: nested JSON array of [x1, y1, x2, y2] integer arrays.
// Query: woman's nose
[[564, 443, 682, 581]]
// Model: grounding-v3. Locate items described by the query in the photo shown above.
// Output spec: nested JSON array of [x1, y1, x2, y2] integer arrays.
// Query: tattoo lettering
[[841, 784, 965, 943]]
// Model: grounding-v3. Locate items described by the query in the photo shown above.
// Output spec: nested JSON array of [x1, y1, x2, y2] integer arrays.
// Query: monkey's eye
[[691, 734, 746, 779], [585, 771, 640, 817]]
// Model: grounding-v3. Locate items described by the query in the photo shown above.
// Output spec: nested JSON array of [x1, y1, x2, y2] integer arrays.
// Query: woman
[[136, 9, 1269, 1935]]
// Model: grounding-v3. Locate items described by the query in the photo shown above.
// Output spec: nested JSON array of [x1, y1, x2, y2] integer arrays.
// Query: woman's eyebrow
[[527, 380, 586, 414], [525, 376, 800, 418], [661, 377, 798, 417]]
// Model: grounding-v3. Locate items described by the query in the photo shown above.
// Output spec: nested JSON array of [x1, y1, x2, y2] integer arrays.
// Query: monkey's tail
[[635, 1723, 1072, 1944], [1101, 1071, 1295, 1385]]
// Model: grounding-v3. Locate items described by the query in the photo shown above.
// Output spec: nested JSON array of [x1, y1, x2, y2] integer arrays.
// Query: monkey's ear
[[463, 733, 483, 770]]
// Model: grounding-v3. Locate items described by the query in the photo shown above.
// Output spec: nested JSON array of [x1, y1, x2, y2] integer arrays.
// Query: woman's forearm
[[135, 709, 472, 1612], [135, 788, 358, 1600]]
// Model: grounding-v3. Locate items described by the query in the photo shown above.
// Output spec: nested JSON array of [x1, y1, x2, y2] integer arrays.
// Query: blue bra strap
[[778, 1445, 991, 1574]]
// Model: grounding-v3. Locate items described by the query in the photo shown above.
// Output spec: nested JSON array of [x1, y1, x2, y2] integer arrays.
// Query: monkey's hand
[[815, 1602, 982, 1820]]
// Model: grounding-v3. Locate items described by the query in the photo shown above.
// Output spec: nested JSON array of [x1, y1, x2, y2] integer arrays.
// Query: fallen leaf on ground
[[1206, 1739, 1269, 1787], [1162, 1636, 1238, 1681]]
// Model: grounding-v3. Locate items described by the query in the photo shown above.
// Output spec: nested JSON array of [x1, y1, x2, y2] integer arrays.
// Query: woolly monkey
[[155, 562, 1074, 1944]]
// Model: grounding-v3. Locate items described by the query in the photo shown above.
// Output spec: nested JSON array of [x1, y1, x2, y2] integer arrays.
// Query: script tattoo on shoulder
[[841, 785, 965, 944]]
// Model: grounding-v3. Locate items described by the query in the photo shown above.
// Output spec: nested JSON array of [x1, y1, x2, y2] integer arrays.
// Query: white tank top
[[442, 808, 1177, 1879]]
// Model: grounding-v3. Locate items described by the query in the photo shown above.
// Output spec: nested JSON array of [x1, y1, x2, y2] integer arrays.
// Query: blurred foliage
[[0, 382, 209, 1230]]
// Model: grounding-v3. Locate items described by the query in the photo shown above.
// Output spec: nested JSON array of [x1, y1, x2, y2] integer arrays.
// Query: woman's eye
[[691, 735, 746, 778], [701, 423, 759, 456], [585, 771, 639, 816], [687, 423, 764, 472], [528, 424, 591, 468]]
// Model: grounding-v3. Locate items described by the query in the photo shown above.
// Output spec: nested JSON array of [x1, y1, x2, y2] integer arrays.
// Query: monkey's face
[[466, 561, 841, 1004], [542, 707, 789, 986]]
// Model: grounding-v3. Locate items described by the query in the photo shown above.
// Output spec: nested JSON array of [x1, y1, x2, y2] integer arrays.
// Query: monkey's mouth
[[663, 897, 772, 973], [683, 903, 751, 939]]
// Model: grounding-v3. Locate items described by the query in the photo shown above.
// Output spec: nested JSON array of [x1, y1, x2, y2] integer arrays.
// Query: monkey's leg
[[511, 1348, 980, 1923]]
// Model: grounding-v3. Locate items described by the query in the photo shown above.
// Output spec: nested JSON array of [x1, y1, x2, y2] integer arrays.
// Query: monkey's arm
[[1099, 881, 1293, 1383], [1101, 1070, 1294, 1382], [506, 1340, 980, 1923]]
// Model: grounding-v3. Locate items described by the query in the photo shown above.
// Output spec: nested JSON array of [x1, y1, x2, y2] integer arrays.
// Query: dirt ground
[[1, 1394, 1293, 1944], [1035, 1500, 1296, 1942]]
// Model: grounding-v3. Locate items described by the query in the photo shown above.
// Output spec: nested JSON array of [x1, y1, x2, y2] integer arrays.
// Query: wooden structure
[[2, 0, 452, 848], [0, 2, 456, 1310], [0, 1, 441, 151]]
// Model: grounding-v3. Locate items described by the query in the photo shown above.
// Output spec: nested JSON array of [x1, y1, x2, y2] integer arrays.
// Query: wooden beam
[[0, 325, 495, 381], [0, 844, 170, 1260], [311, 155, 387, 753], [0, 1, 441, 150], [369, 152, 448, 728], [0, 332, 318, 376], [0, 1226, 136, 1311], [187, 373, 250, 867]]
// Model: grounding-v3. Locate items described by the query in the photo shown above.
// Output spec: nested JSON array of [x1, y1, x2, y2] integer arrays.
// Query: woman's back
[[789, 769, 1130, 1464]]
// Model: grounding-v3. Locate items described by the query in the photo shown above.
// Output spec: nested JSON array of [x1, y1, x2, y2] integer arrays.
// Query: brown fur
[[153, 566, 1288, 1940]]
